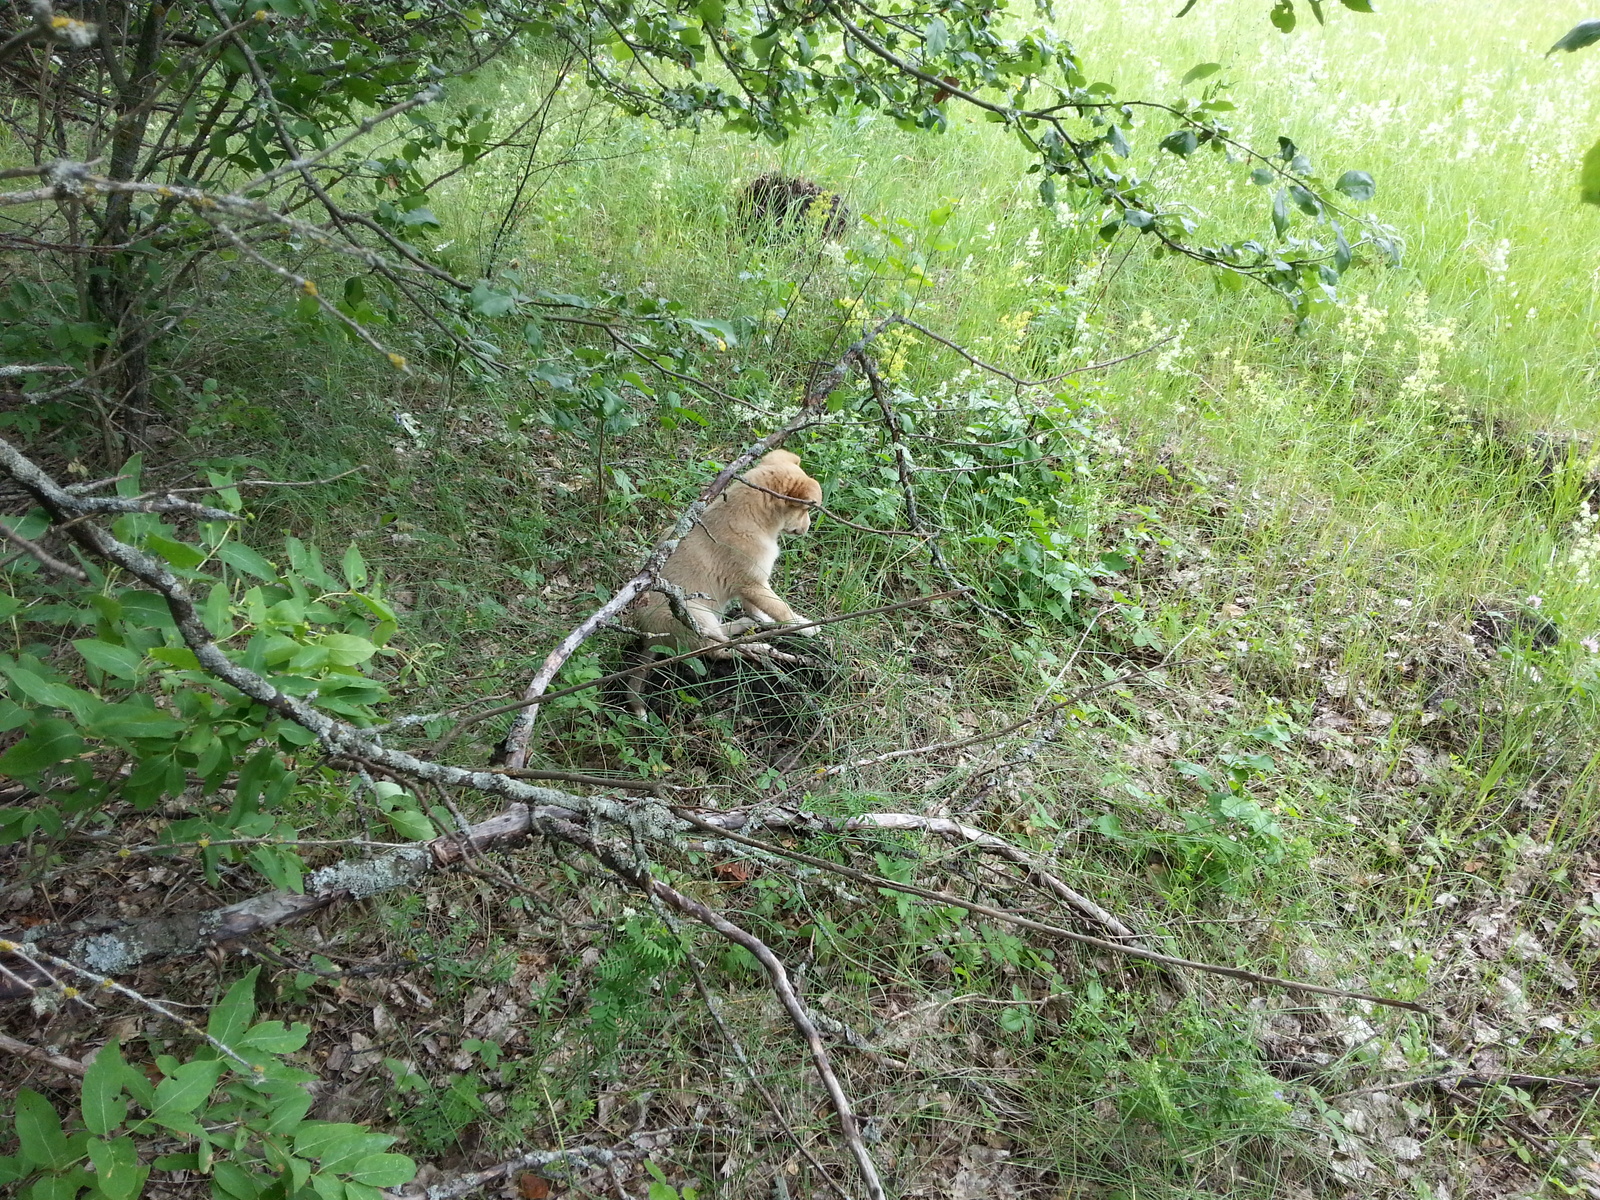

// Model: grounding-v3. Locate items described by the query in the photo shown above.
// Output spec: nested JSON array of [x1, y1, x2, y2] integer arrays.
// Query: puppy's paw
[[787, 615, 821, 637]]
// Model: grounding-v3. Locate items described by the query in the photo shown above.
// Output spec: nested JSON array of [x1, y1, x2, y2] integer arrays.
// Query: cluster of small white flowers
[[1397, 292, 1457, 406], [1563, 502, 1600, 588], [1336, 292, 1389, 368]]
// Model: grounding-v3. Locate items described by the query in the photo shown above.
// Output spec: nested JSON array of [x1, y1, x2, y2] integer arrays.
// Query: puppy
[[623, 449, 822, 716]]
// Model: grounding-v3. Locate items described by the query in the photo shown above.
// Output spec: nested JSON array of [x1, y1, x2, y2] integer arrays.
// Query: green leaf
[[294, 1125, 395, 1175], [318, 634, 376, 667], [265, 1088, 314, 1134], [208, 968, 260, 1050], [1107, 124, 1129, 158], [81, 1041, 131, 1136], [216, 543, 277, 581], [212, 1161, 264, 1200], [340, 545, 367, 590], [1548, 18, 1600, 54], [384, 808, 435, 841], [1269, 0, 1295, 32], [239, 1021, 310, 1053], [1338, 0, 1374, 9], [86, 1137, 146, 1200], [1180, 62, 1221, 86], [1, 664, 93, 715], [145, 534, 207, 571], [16, 1089, 74, 1169], [1271, 187, 1290, 235], [923, 15, 947, 57], [73, 640, 142, 680], [0, 718, 84, 775], [82, 701, 187, 740], [1159, 130, 1199, 157], [1581, 138, 1600, 206], [347, 1155, 417, 1188], [146, 647, 201, 670], [151, 1059, 226, 1117], [1334, 170, 1376, 201]]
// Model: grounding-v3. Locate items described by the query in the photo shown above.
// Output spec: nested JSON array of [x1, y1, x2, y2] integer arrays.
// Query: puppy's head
[[748, 449, 822, 534]]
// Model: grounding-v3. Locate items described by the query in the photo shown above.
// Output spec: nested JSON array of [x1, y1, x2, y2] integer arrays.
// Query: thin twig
[[671, 809, 1429, 1014], [812, 663, 1158, 778], [0, 519, 87, 581]]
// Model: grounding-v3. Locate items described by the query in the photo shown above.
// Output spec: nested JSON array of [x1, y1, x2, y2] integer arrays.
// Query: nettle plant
[[0, 457, 424, 863], [1, 969, 418, 1200]]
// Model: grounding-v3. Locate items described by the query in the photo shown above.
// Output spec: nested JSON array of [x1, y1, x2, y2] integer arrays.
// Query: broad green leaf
[[85, 1137, 146, 1200], [1269, 0, 1295, 32], [1334, 170, 1376, 202], [16, 1089, 74, 1169], [152, 1059, 226, 1117], [340, 545, 367, 590], [0, 719, 84, 775], [145, 534, 207, 571], [26, 1171, 92, 1200], [384, 808, 434, 841], [73, 640, 142, 680], [1180, 62, 1221, 86], [923, 15, 947, 57], [294, 1125, 394, 1175], [208, 968, 260, 1049], [146, 647, 201, 670], [1159, 130, 1198, 157], [216, 543, 277, 581], [319, 634, 376, 666], [211, 1161, 264, 1200], [1338, 0, 1373, 8], [1271, 187, 1290, 235], [83, 701, 187, 740], [1, 664, 93, 715], [308, 1175, 345, 1200], [81, 1041, 131, 1136], [265, 1088, 314, 1134], [347, 1155, 416, 1188], [239, 1021, 310, 1053], [1582, 138, 1600, 206]]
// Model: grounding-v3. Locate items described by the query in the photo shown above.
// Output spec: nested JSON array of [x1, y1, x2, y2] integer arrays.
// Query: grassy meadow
[[22, 0, 1600, 1196]]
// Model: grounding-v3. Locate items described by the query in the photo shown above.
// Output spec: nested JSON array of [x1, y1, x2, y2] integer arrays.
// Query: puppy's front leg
[[739, 583, 820, 637]]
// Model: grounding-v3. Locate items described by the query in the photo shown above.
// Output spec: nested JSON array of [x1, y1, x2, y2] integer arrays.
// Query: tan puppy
[[624, 449, 822, 716]]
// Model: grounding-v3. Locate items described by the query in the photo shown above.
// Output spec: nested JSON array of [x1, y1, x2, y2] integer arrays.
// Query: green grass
[[56, 1, 1600, 1196]]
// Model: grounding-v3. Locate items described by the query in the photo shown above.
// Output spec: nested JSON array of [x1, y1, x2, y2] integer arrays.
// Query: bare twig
[[733, 472, 932, 539], [1325, 1071, 1600, 1101], [0, 519, 87, 581], [671, 808, 1430, 1014], [812, 664, 1156, 778]]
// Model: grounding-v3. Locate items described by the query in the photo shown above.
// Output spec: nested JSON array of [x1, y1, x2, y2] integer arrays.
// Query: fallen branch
[[0, 1030, 87, 1078], [387, 1129, 688, 1200], [671, 808, 1430, 1014], [1326, 1071, 1600, 1101]]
